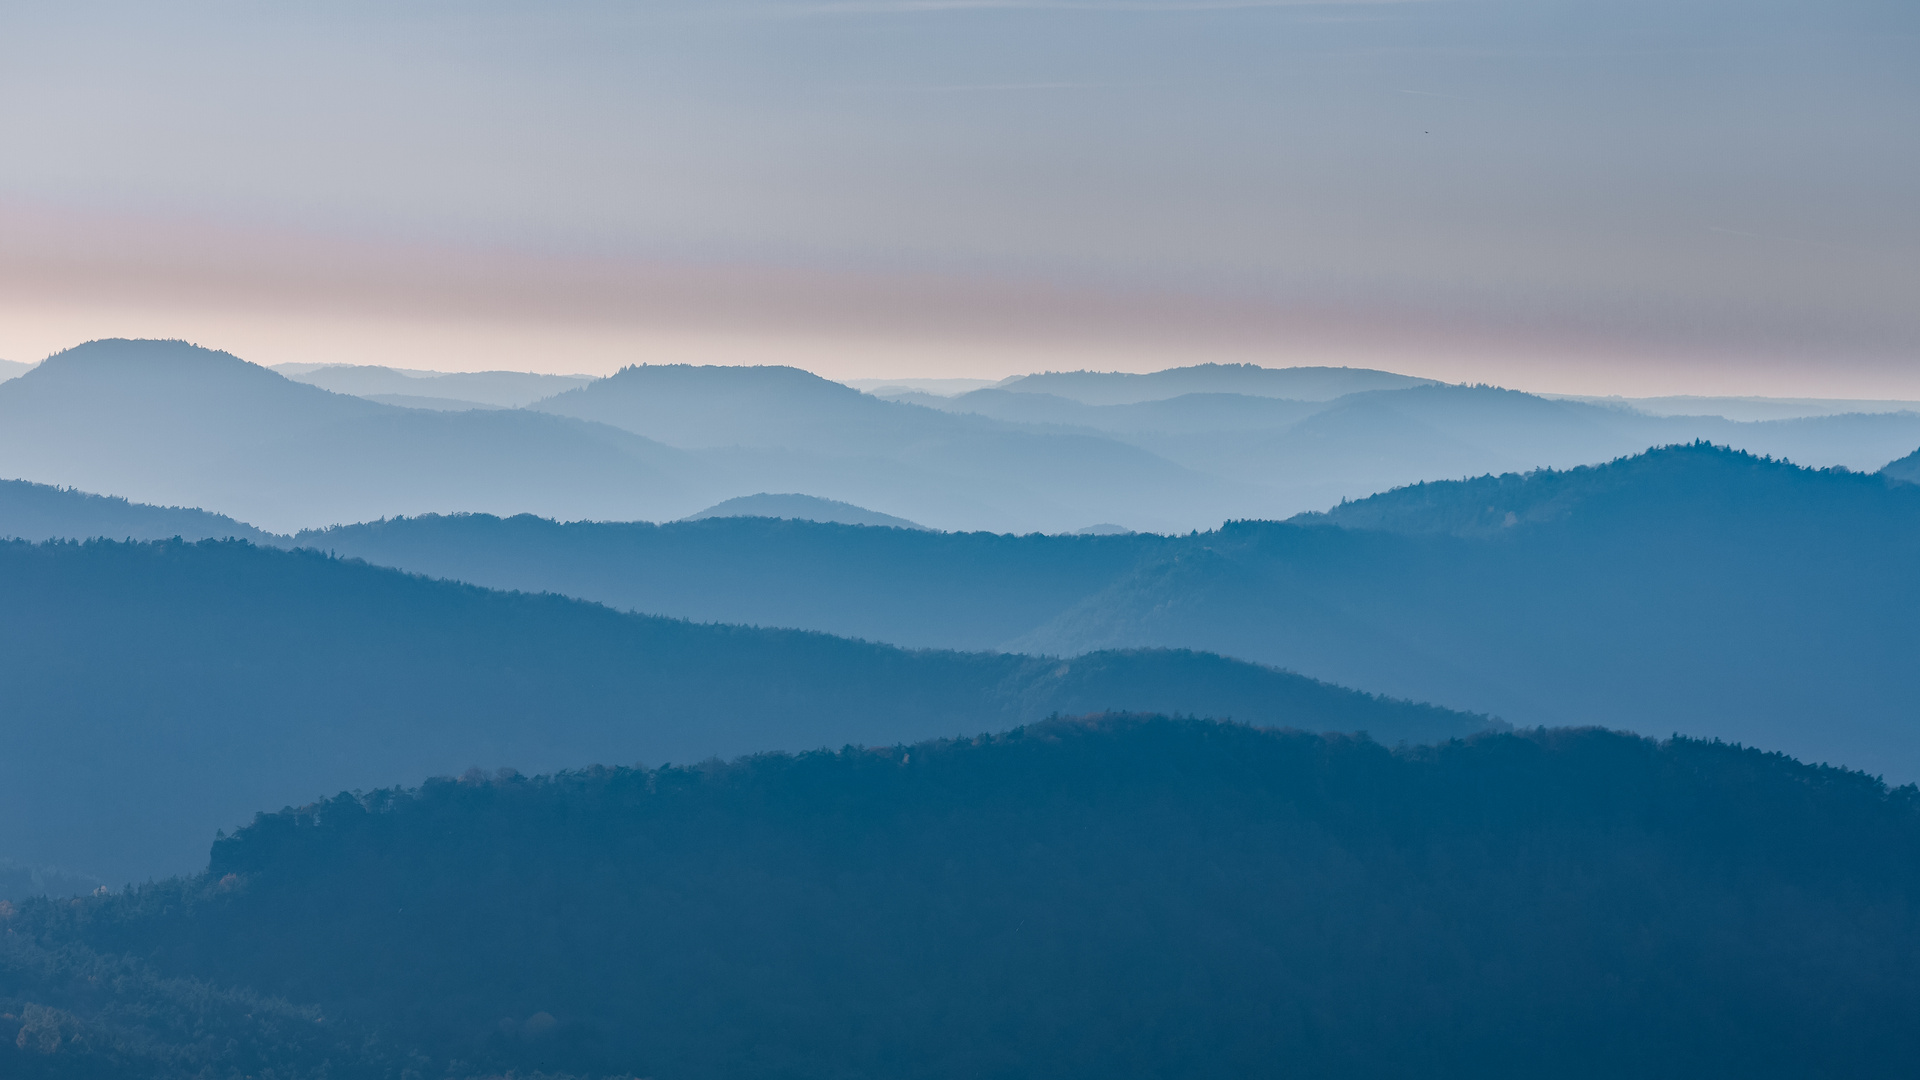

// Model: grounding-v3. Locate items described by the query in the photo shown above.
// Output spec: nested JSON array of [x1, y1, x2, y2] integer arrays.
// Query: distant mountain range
[[526, 361, 1235, 532], [8, 440, 1918, 777], [683, 493, 928, 530], [274, 363, 593, 408], [14, 719, 1920, 1078], [901, 382, 1920, 514], [886, 387, 1327, 435], [991, 362, 1437, 404], [6, 342, 1920, 1079], [0, 340, 708, 533], [0, 341, 1235, 533], [0, 537, 1483, 887], [0, 478, 932, 543], [1017, 445, 1920, 779], [292, 513, 1163, 648], [1558, 393, 1920, 422], [358, 392, 510, 411], [0, 358, 32, 382], [279, 445, 1920, 780], [6, 339, 1920, 533]]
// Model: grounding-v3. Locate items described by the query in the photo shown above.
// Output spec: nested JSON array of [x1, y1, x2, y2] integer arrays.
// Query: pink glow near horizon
[[2, 1, 1915, 399], [3, 202, 1914, 399]]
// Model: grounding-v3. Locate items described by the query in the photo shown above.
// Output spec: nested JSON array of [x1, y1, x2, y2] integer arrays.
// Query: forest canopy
[[8, 716, 1920, 1079]]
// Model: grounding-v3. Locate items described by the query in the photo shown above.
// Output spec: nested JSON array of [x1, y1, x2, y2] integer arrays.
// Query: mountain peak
[[35, 338, 275, 380]]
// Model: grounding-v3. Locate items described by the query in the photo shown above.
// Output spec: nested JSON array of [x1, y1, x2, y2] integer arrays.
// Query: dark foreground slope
[[0, 539, 1479, 886], [14, 719, 1920, 1079]]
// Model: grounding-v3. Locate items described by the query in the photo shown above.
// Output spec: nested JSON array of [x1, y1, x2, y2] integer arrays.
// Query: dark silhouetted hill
[[0, 479, 274, 543], [16, 719, 1920, 1079], [0, 538, 1482, 887], [0, 340, 709, 532], [682, 492, 927, 529]]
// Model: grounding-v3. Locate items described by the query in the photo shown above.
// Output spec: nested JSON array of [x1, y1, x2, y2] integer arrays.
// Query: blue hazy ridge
[[0, 537, 1484, 888], [291, 444, 1920, 780]]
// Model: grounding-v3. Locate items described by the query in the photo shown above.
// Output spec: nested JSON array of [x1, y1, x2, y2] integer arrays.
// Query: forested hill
[[299, 446, 1920, 653], [1883, 444, 1920, 484], [0, 478, 274, 543], [1295, 439, 1920, 537], [294, 445, 1920, 779], [0, 539, 1480, 887], [15, 718, 1920, 1079], [14, 446, 1916, 780], [1019, 446, 1920, 780]]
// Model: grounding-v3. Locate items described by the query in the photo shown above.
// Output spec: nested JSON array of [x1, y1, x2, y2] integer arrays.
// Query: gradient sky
[[2, 0, 1915, 394]]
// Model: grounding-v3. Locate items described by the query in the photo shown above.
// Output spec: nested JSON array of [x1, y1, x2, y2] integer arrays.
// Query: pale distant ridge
[[275, 363, 593, 408], [531, 361, 1227, 532], [10, 339, 1920, 536], [0, 339, 705, 533], [998, 363, 1437, 405], [1557, 393, 1920, 422], [848, 377, 999, 397], [362, 393, 508, 412], [684, 493, 928, 530]]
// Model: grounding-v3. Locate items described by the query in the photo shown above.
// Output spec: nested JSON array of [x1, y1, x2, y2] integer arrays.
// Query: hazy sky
[[2, 0, 1915, 394]]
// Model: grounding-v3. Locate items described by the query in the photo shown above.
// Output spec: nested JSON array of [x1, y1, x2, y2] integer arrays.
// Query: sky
[[1, 0, 1916, 395]]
